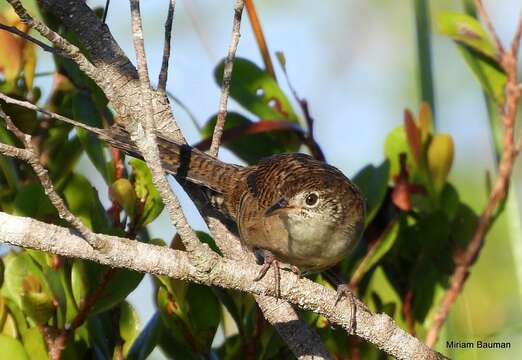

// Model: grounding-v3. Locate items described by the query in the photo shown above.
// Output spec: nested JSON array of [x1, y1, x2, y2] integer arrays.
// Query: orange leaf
[[418, 102, 433, 144], [404, 109, 421, 163], [0, 9, 35, 88]]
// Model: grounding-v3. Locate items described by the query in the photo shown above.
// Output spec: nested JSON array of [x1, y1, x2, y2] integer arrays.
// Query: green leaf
[[383, 127, 416, 178], [353, 160, 390, 226], [457, 43, 507, 105], [13, 184, 57, 221], [196, 232, 222, 256], [70, 260, 89, 311], [200, 112, 293, 164], [89, 269, 144, 315], [157, 282, 221, 354], [3, 298, 26, 336], [0, 334, 29, 360], [214, 58, 298, 122], [63, 173, 110, 232], [1, 312, 18, 338], [185, 284, 221, 348], [86, 313, 111, 358], [120, 301, 141, 357], [436, 12, 497, 59], [440, 183, 460, 221], [0, 296, 5, 329], [76, 259, 144, 319], [21, 327, 48, 360], [427, 134, 454, 192], [0, 257, 4, 288], [1, 99, 38, 135], [109, 179, 137, 220], [20, 275, 55, 325], [56, 264, 78, 324], [127, 313, 162, 360], [3, 253, 50, 309], [360, 222, 399, 275], [43, 268, 67, 327], [451, 203, 478, 248], [211, 288, 242, 336], [130, 159, 164, 227], [47, 136, 84, 189], [72, 92, 109, 183], [411, 259, 440, 322], [25, 250, 48, 269]]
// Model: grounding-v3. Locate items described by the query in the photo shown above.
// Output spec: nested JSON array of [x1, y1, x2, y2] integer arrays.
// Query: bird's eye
[[305, 193, 319, 206]]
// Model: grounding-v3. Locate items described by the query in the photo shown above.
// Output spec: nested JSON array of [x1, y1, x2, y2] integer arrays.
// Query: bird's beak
[[265, 198, 290, 216]]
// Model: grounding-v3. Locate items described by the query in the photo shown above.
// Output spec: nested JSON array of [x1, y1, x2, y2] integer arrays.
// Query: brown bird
[[79, 124, 365, 311], [101, 126, 366, 273]]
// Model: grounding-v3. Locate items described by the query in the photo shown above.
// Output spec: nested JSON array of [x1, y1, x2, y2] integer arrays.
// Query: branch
[[0, 211, 448, 360], [511, 7, 522, 56], [36, 0, 184, 142], [4, 0, 329, 356], [474, 0, 504, 54], [209, 0, 245, 157], [128, 0, 211, 263], [0, 93, 106, 136], [157, 0, 175, 93], [1, 91, 332, 360], [0, 108, 102, 248], [426, 3, 522, 346]]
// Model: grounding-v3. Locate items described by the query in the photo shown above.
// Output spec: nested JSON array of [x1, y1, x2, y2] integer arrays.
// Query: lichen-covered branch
[[0, 211, 448, 360], [0, 108, 101, 248], [209, 0, 245, 157]]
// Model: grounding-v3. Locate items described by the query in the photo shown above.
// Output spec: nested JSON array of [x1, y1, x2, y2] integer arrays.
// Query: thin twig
[[209, 0, 245, 157], [158, 0, 176, 93], [0, 107, 102, 249], [426, 5, 522, 346], [0, 23, 56, 53], [244, 0, 276, 80], [102, 0, 111, 24], [129, 0, 211, 263], [511, 7, 522, 57], [0, 93, 106, 136], [474, 0, 504, 54]]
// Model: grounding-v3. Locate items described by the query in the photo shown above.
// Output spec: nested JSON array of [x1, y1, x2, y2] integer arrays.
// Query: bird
[[83, 124, 365, 321], [100, 126, 366, 275], [66, 119, 366, 329]]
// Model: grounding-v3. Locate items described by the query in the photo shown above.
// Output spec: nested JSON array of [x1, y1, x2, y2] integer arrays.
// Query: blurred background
[[2, 0, 522, 358]]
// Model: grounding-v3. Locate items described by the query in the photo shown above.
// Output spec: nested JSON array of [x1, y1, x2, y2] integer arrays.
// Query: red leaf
[[404, 109, 421, 163]]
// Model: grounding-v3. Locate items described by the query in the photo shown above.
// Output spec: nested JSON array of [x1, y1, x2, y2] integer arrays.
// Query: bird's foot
[[254, 250, 281, 298], [290, 265, 303, 278], [335, 284, 356, 334]]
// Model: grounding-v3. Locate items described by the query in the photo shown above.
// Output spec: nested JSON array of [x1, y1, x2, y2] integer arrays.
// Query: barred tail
[[100, 125, 237, 194]]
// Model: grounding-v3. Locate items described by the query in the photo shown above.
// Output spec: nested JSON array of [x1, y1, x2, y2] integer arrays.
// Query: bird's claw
[[335, 284, 356, 334], [253, 251, 281, 298]]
